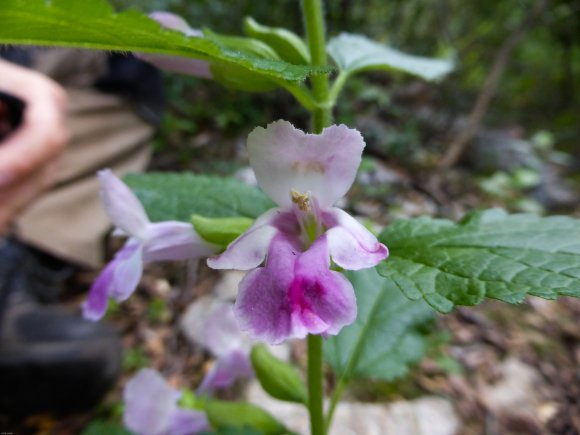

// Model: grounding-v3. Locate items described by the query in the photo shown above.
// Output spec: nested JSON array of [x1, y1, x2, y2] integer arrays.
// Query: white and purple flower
[[123, 369, 209, 435], [208, 120, 388, 344], [82, 169, 218, 321], [181, 298, 254, 393]]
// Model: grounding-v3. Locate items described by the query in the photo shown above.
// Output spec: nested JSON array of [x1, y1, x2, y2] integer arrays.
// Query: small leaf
[[378, 209, 580, 313], [0, 0, 326, 84], [327, 33, 454, 81], [325, 268, 434, 381], [244, 17, 310, 65], [204, 28, 281, 60], [123, 173, 275, 223], [250, 344, 307, 404], [191, 215, 254, 247], [206, 401, 287, 435]]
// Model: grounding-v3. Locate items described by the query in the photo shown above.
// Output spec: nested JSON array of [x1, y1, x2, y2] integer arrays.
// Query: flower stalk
[[303, 1, 331, 434], [302, 0, 332, 133]]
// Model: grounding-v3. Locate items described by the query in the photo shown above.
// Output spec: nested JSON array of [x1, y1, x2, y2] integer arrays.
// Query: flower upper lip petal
[[247, 120, 365, 209], [98, 169, 150, 240]]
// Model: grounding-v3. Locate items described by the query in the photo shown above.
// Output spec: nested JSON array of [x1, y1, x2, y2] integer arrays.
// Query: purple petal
[[202, 303, 247, 357], [140, 12, 212, 79], [290, 235, 357, 337], [110, 239, 144, 301], [324, 208, 389, 270], [144, 221, 218, 262], [247, 121, 365, 208], [234, 234, 356, 344], [197, 350, 254, 394], [123, 369, 181, 435], [207, 208, 283, 270], [137, 54, 213, 79], [98, 169, 150, 239], [149, 11, 203, 37], [82, 260, 115, 321], [169, 409, 209, 435]]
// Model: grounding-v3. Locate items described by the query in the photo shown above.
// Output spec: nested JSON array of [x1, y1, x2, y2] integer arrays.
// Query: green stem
[[302, 0, 332, 133], [327, 71, 350, 107], [324, 377, 346, 432], [301, 2, 334, 434], [307, 334, 324, 435]]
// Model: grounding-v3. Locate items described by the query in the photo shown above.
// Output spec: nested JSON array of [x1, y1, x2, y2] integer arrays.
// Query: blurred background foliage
[[111, 0, 579, 171]]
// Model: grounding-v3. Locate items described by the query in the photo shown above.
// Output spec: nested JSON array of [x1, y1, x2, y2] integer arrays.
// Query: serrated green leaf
[[327, 33, 454, 81], [191, 215, 254, 247], [0, 0, 326, 83], [378, 209, 580, 313], [206, 401, 287, 435], [244, 17, 310, 65], [250, 344, 307, 404], [325, 268, 434, 381], [123, 173, 275, 222]]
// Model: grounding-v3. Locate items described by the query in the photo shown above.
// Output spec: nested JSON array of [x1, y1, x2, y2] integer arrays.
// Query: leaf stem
[[307, 334, 324, 435], [302, 0, 332, 133]]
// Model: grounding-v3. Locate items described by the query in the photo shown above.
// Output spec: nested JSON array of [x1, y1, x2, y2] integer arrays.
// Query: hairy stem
[[302, 0, 332, 133]]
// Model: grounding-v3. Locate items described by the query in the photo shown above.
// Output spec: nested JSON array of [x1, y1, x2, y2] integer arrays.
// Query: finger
[[0, 60, 69, 185], [0, 158, 60, 234]]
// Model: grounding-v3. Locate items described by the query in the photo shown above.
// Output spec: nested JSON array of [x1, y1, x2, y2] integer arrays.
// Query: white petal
[[143, 221, 218, 262], [247, 121, 365, 208], [207, 208, 282, 270], [123, 369, 180, 435], [98, 169, 150, 239], [325, 208, 389, 270], [202, 303, 246, 357]]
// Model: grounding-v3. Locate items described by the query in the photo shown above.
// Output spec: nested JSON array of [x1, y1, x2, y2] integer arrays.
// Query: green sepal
[[178, 389, 205, 411], [203, 28, 281, 60], [191, 215, 253, 247], [243, 17, 310, 65], [205, 400, 288, 435], [250, 344, 308, 404]]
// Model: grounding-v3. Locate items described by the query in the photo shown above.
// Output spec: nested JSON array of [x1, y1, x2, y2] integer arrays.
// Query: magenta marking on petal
[[234, 234, 356, 344]]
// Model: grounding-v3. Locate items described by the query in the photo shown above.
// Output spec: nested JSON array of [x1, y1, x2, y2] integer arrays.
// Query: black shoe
[[0, 238, 122, 416]]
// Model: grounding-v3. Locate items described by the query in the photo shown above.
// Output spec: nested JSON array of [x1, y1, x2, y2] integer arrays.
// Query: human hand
[[0, 59, 69, 233]]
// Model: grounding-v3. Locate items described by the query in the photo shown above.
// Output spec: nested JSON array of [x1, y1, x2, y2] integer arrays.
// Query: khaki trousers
[[14, 87, 153, 268]]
